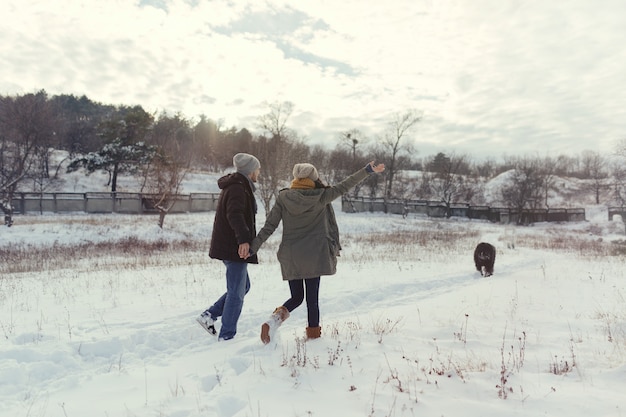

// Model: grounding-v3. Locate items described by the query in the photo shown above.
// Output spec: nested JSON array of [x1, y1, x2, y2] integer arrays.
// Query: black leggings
[[283, 277, 320, 327]]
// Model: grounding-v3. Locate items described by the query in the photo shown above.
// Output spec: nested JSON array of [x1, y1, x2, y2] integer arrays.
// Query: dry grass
[[513, 233, 626, 256], [1, 237, 207, 274], [2, 214, 625, 275]]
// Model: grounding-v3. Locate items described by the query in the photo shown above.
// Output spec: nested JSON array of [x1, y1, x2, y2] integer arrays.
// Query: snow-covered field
[[3, 156, 626, 416], [2, 197, 626, 417]]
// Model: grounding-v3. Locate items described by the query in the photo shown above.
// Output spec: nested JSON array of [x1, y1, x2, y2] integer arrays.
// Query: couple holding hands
[[197, 153, 385, 343]]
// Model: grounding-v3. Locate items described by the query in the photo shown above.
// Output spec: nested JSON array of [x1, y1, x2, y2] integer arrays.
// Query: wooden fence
[[11, 192, 599, 225], [342, 196, 587, 224], [608, 207, 626, 221], [11, 192, 221, 215]]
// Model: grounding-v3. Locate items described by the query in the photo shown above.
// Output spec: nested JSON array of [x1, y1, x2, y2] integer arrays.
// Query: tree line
[[2, 90, 626, 228]]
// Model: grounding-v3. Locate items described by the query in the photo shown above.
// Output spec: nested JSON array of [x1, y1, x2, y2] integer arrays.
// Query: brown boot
[[305, 326, 321, 340], [260, 306, 290, 344]]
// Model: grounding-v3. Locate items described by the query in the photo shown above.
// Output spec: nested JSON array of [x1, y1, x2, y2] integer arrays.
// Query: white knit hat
[[233, 153, 260, 175], [292, 163, 319, 181]]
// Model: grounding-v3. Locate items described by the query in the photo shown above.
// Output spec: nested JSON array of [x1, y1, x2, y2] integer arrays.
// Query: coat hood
[[280, 189, 323, 215], [218, 172, 249, 190]]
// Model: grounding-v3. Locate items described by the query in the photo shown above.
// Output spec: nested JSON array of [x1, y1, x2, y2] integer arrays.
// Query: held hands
[[238, 242, 251, 259], [368, 161, 385, 173]]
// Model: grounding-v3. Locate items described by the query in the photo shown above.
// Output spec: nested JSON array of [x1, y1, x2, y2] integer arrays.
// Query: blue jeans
[[208, 260, 250, 340], [283, 277, 320, 327]]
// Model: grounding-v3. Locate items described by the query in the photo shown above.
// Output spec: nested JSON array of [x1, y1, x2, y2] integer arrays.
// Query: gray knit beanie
[[233, 153, 261, 176], [292, 163, 319, 181]]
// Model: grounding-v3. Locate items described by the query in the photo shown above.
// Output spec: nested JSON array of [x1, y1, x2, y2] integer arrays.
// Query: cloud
[[1, 0, 625, 159]]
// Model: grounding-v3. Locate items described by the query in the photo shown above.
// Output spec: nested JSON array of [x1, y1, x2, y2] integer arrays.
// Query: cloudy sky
[[2, 0, 625, 159]]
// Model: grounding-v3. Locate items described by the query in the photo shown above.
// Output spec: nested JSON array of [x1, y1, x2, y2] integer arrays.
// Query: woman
[[250, 160, 385, 344]]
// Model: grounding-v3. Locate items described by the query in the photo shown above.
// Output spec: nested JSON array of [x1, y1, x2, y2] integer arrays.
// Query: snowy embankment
[[1, 207, 625, 416]]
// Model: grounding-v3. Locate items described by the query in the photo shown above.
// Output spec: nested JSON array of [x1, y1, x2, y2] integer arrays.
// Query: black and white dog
[[474, 242, 496, 277]]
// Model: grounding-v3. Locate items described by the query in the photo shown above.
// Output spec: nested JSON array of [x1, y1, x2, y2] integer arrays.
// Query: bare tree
[[554, 154, 577, 177], [138, 148, 188, 228], [258, 101, 294, 140], [580, 150, 609, 204], [426, 153, 476, 217], [334, 129, 369, 196], [379, 110, 422, 200], [474, 157, 498, 178], [138, 113, 192, 228], [538, 156, 557, 209], [27, 147, 66, 214], [255, 101, 307, 212], [612, 140, 626, 233], [0, 91, 56, 226], [338, 128, 366, 166], [327, 147, 352, 183], [499, 156, 547, 224], [611, 164, 626, 233], [414, 170, 432, 200]]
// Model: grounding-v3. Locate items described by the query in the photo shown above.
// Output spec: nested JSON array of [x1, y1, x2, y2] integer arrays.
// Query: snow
[[2, 164, 626, 417]]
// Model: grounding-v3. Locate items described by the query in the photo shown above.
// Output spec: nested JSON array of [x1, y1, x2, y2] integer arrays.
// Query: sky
[[2, 0, 626, 158], [1, 165, 626, 416]]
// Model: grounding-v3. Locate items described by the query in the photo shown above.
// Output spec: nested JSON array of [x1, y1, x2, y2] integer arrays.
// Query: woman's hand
[[368, 161, 385, 173], [238, 242, 251, 259]]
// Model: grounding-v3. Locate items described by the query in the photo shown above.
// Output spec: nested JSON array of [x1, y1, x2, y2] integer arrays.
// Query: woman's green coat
[[251, 168, 370, 280]]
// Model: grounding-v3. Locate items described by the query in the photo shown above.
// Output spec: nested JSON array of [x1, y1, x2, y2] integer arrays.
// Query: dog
[[474, 242, 496, 277]]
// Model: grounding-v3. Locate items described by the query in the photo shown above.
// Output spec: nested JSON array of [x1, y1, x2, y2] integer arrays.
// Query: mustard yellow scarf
[[290, 178, 316, 189]]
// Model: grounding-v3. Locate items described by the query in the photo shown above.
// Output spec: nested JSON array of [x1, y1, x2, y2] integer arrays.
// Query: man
[[196, 153, 260, 340]]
